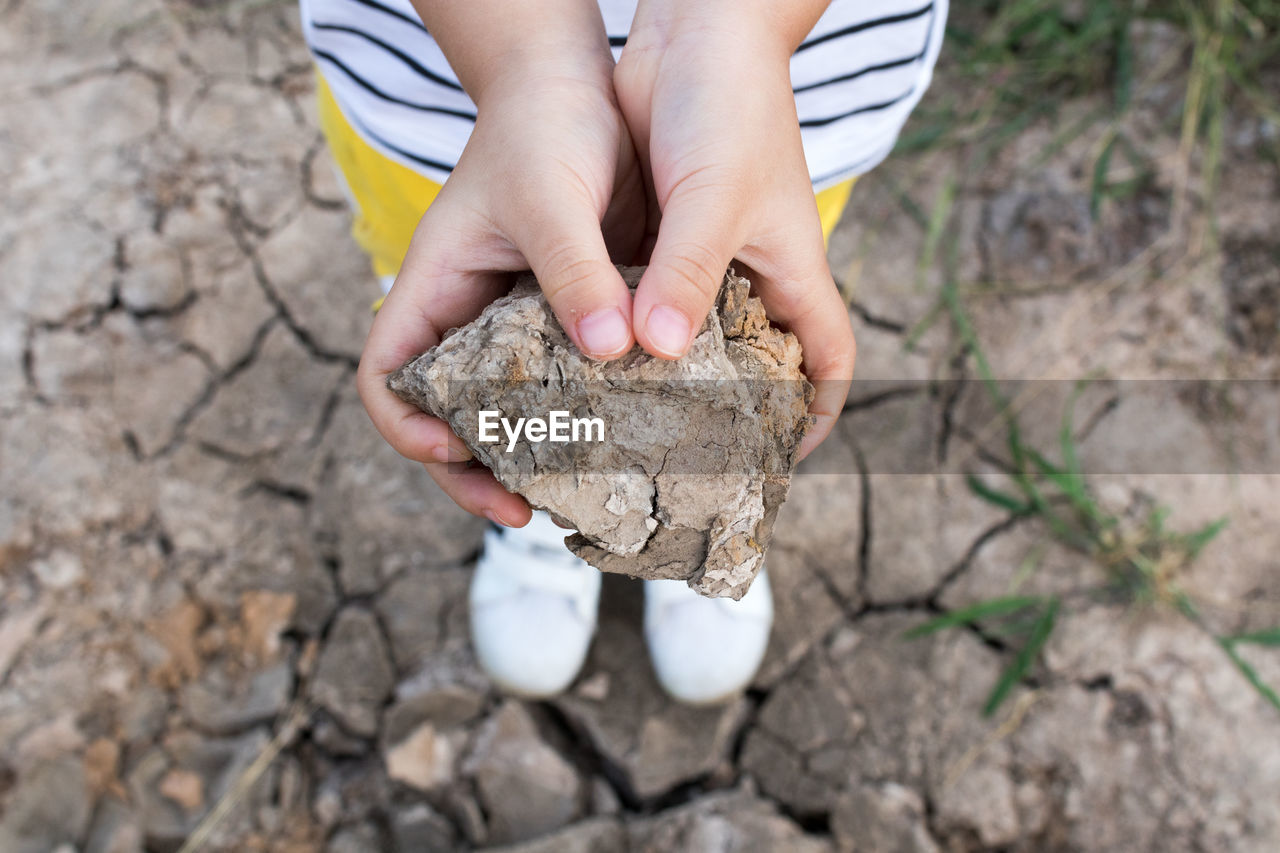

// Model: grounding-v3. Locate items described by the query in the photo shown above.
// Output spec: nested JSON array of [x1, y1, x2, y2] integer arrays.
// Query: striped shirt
[[300, 0, 947, 189]]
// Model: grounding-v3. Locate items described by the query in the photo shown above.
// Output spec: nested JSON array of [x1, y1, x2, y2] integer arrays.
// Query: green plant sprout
[[886, 1, 1280, 717], [906, 294, 1279, 717]]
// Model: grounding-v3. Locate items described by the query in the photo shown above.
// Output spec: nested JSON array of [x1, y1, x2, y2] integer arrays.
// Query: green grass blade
[[1052, 382, 1117, 531], [1004, 446, 1076, 543], [1149, 505, 1171, 538], [1019, 448, 1095, 536], [984, 597, 1060, 716], [1172, 589, 1201, 622], [941, 259, 1075, 539], [917, 175, 957, 291], [1091, 133, 1119, 220], [1219, 639, 1280, 713], [943, 279, 1003, 402], [1030, 451, 1106, 526], [903, 596, 1043, 639], [1028, 446, 1065, 478], [965, 474, 1034, 515], [1185, 517, 1229, 558], [1029, 449, 1086, 502], [1223, 627, 1280, 647], [902, 297, 945, 352], [1113, 14, 1134, 111], [1060, 380, 1088, 483]]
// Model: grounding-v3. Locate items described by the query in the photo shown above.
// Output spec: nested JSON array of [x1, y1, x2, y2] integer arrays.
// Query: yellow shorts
[[316, 73, 855, 282]]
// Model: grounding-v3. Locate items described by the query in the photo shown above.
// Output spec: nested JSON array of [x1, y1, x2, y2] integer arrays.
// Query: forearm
[[628, 0, 832, 57], [409, 0, 615, 104]]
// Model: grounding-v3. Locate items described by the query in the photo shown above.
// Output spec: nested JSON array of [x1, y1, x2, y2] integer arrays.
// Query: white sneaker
[[469, 512, 601, 698], [643, 569, 774, 705]]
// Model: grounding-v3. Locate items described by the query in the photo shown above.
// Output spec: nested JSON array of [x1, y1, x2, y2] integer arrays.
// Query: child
[[301, 0, 946, 702]]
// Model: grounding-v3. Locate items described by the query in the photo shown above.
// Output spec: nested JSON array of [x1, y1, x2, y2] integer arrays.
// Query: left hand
[[614, 4, 856, 458]]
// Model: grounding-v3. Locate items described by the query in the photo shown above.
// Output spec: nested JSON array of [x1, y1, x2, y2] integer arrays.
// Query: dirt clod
[[389, 267, 813, 599]]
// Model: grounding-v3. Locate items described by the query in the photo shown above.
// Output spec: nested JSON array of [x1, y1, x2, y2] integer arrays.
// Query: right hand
[[356, 71, 646, 527]]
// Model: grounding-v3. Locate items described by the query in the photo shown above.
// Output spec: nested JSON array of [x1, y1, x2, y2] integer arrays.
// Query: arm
[[357, 2, 647, 525], [624, 0, 832, 57], [616, 0, 855, 458], [408, 1, 614, 104]]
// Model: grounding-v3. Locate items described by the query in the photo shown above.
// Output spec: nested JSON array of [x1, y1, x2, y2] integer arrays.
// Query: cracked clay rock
[[388, 267, 813, 598]]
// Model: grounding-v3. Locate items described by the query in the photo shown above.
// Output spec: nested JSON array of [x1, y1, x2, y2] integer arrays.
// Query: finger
[[612, 57, 672, 267], [743, 231, 856, 461], [612, 55, 657, 201], [425, 461, 533, 528], [507, 198, 635, 361], [795, 313, 856, 461], [356, 244, 509, 464], [632, 180, 744, 359]]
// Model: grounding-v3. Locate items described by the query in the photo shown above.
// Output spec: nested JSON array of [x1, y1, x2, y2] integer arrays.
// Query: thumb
[[633, 186, 743, 359], [509, 203, 635, 361]]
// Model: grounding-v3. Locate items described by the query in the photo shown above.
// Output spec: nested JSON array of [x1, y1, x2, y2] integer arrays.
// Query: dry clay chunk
[[387, 267, 813, 599]]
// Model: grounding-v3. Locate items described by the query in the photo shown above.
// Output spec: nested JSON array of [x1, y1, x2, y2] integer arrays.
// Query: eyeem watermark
[[478, 410, 605, 452]]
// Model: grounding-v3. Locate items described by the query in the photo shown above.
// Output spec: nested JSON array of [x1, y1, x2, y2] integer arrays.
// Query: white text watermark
[[477, 410, 605, 452]]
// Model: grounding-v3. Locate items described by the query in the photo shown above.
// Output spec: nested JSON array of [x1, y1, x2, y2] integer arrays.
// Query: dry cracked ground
[[2, 2, 1279, 851]]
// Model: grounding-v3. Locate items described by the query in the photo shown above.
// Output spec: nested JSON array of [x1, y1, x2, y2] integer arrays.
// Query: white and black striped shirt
[[300, 0, 946, 189]]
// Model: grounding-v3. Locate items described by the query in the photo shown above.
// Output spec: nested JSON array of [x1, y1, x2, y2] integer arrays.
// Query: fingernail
[[484, 508, 512, 527], [431, 440, 471, 464], [577, 308, 630, 358], [645, 305, 692, 358]]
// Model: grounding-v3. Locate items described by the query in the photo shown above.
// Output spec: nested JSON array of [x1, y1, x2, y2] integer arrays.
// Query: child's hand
[[357, 8, 645, 527], [616, 1, 856, 458]]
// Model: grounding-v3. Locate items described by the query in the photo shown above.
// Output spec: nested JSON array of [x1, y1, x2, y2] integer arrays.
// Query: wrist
[[473, 49, 614, 110], [628, 0, 829, 58], [412, 1, 617, 106]]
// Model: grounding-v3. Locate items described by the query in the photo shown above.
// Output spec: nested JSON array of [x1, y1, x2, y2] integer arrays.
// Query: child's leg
[[817, 178, 856, 249], [315, 73, 442, 291]]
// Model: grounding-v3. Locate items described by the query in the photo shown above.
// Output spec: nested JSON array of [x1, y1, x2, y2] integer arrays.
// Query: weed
[[904, 290, 1280, 716], [900, 0, 1280, 232]]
